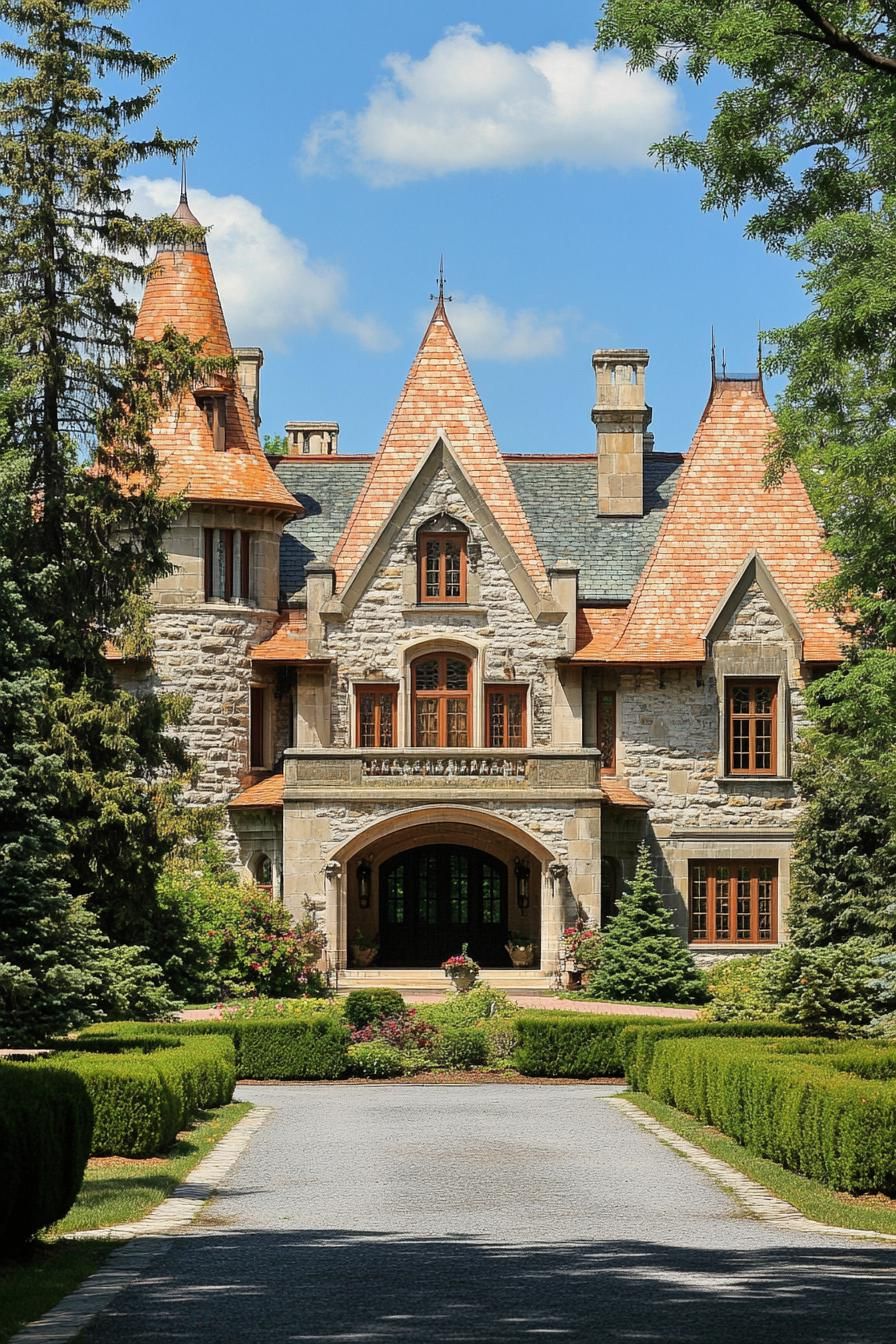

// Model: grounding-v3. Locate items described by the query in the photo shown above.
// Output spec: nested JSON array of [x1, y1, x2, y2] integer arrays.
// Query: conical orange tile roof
[[135, 186, 300, 516], [603, 377, 842, 663], [331, 297, 547, 590]]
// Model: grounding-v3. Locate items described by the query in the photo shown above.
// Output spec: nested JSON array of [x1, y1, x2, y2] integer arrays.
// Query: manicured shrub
[[644, 1035, 896, 1193], [588, 843, 707, 1004], [620, 1019, 805, 1092], [0, 1062, 93, 1249], [514, 1012, 650, 1077], [418, 984, 516, 1027], [237, 1018, 349, 1080], [56, 1030, 236, 1155], [219, 996, 343, 1022], [343, 988, 406, 1030], [700, 956, 769, 1023], [348, 1042, 404, 1078], [432, 1026, 488, 1069]]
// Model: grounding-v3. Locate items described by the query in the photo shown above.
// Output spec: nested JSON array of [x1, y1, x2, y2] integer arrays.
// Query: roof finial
[[430, 255, 452, 307], [721, 346, 727, 379], [757, 329, 763, 374], [711, 327, 717, 383], [180, 154, 188, 205]]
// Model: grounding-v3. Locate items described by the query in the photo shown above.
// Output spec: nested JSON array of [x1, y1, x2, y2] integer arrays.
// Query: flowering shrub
[[563, 919, 599, 965], [350, 1008, 436, 1053]]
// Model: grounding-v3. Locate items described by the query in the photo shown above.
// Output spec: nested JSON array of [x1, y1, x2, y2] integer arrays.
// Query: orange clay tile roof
[[134, 195, 301, 517], [573, 606, 629, 659], [229, 772, 284, 809], [600, 777, 652, 809], [589, 378, 843, 665], [250, 611, 330, 663], [330, 298, 548, 591]]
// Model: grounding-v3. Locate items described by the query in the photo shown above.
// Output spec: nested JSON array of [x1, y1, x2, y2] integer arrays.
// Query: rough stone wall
[[323, 469, 563, 746]]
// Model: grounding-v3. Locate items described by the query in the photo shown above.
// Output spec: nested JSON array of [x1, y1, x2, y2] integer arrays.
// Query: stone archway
[[323, 805, 564, 974]]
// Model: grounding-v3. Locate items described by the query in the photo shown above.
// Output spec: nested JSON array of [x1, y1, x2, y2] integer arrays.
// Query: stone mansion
[[114, 185, 843, 982]]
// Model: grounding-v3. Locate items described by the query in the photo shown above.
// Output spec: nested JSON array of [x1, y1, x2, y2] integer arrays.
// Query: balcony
[[283, 748, 601, 802]]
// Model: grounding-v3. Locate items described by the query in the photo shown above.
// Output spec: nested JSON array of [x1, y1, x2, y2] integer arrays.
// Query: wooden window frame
[[417, 532, 467, 604], [196, 390, 227, 453], [203, 528, 252, 604], [688, 860, 778, 945], [356, 684, 398, 749], [249, 685, 267, 769], [597, 685, 617, 773], [411, 653, 472, 748], [203, 528, 215, 601], [240, 530, 251, 602], [726, 678, 778, 776], [485, 685, 527, 749]]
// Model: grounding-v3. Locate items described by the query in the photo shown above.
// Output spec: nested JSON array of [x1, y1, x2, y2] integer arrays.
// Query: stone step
[[335, 968, 554, 996]]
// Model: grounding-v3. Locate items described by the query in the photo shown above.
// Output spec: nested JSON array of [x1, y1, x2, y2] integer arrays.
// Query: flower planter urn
[[446, 967, 478, 993], [505, 942, 535, 968], [351, 946, 377, 969]]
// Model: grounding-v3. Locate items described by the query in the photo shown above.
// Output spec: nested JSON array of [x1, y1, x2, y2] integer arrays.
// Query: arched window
[[411, 653, 471, 747], [417, 515, 468, 603], [252, 853, 273, 893]]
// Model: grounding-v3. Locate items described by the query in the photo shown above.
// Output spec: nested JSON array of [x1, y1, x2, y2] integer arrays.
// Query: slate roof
[[275, 451, 681, 602]]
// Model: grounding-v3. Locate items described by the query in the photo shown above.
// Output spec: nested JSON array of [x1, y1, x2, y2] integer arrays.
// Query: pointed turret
[[603, 372, 841, 662], [331, 290, 546, 590], [134, 175, 300, 516]]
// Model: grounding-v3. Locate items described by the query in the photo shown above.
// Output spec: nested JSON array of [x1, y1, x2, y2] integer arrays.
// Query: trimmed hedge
[[644, 1035, 896, 1193], [237, 1018, 349, 1080], [514, 1012, 652, 1077], [348, 1042, 404, 1078], [344, 989, 405, 1030], [56, 1030, 236, 1157], [620, 1019, 805, 1092], [0, 1062, 93, 1249], [432, 1026, 488, 1070]]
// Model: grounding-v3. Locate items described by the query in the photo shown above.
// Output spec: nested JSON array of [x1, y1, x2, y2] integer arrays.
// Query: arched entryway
[[380, 844, 507, 967]]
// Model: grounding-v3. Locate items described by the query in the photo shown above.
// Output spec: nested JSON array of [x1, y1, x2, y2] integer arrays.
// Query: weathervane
[[430, 256, 452, 304], [180, 153, 188, 204]]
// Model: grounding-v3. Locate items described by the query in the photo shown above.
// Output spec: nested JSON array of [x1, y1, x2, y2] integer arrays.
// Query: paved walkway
[[179, 997, 700, 1019], [80, 1084, 894, 1343]]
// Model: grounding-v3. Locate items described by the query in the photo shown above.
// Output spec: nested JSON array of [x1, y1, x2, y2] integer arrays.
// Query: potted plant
[[441, 944, 480, 993], [350, 928, 379, 968], [563, 919, 599, 989], [505, 931, 536, 968]]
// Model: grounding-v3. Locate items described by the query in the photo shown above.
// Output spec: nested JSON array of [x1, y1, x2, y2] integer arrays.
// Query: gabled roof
[[598, 377, 842, 663], [329, 298, 548, 591], [135, 188, 300, 517]]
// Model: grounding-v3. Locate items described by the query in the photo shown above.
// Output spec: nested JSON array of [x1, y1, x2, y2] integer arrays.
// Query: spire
[[430, 256, 451, 313], [330, 297, 547, 590], [135, 178, 227, 354]]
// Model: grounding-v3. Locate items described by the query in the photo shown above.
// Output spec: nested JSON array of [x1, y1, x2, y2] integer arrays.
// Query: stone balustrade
[[283, 748, 601, 800]]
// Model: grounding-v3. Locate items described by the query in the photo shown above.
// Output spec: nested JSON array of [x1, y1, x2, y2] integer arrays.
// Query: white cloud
[[431, 294, 566, 361], [125, 176, 396, 352], [301, 24, 680, 184]]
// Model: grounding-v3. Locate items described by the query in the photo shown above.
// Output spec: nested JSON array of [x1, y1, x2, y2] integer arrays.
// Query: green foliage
[[514, 1011, 651, 1078], [619, 1018, 804, 1092], [701, 956, 770, 1023], [219, 996, 341, 1021], [431, 1026, 488, 1070], [757, 937, 896, 1035], [588, 844, 707, 1004], [480, 1015, 520, 1068], [643, 1035, 896, 1193], [343, 988, 406, 1030], [0, 1061, 93, 1249], [235, 1018, 349, 1080], [417, 984, 515, 1028], [262, 433, 290, 455], [348, 1042, 404, 1078], [154, 843, 327, 1001], [53, 1031, 236, 1156]]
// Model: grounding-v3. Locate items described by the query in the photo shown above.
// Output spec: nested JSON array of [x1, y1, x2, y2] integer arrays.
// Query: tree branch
[[784, 0, 896, 75]]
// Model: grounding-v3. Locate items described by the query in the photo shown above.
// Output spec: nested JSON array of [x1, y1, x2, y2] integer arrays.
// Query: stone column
[[540, 860, 568, 975], [323, 859, 346, 971]]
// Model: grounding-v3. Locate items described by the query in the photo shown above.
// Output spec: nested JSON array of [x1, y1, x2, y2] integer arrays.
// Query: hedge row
[[644, 1035, 896, 1193], [619, 1020, 804, 1091], [56, 1030, 236, 1157], [0, 1062, 93, 1250], [83, 1017, 350, 1082], [513, 1012, 652, 1077]]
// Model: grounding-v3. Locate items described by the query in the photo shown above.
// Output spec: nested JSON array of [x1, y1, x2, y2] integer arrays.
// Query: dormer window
[[195, 390, 227, 452], [417, 515, 468, 603]]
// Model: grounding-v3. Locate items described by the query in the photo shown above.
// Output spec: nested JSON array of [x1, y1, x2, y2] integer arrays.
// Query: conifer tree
[[590, 843, 707, 1005], [0, 1, 221, 1036]]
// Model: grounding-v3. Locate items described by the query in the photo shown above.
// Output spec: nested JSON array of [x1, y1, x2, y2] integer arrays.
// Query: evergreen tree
[[590, 843, 707, 1005], [0, 1, 222, 1037]]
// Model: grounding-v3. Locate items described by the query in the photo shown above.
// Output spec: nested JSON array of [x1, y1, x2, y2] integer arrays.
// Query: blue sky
[[118, 0, 807, 459]]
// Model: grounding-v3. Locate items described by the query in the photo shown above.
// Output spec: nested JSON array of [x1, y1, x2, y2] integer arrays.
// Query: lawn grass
[[0, 1241, 116, 1343], [54, 1100, 252, 1234], [628, 1091, 896, 1237]]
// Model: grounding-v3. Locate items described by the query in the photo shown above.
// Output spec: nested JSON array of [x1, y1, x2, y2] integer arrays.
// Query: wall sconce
[[357, 859, 372, 909], [515, 858, 531, 912]]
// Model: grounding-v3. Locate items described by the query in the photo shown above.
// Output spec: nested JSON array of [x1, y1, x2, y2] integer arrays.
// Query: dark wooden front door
[[379, 845, 508, 968]]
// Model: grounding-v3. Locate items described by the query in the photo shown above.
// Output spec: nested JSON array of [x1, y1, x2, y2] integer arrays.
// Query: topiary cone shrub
[[589, 843, 707, 1005]]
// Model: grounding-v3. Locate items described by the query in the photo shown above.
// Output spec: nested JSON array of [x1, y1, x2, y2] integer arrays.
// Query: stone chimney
[[285, 421, 340, 455], [592, 349, 652, 517], [234, 347, 263, 428]]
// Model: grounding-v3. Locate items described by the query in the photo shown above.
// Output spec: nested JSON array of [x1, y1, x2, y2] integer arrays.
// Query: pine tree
[[0, 2, 221, 1037], [590, 843, 707, 1005]]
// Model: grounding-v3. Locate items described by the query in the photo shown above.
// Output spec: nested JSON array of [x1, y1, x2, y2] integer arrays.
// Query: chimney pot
[[591, 348, 652, 517]]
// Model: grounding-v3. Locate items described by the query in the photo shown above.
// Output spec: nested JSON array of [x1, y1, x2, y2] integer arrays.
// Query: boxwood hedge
[[644, 1035, 896, 1193], [619, 1019, 805, 1091], [0, 1062, 93, 1249], [514, 1012, 652, 1077]]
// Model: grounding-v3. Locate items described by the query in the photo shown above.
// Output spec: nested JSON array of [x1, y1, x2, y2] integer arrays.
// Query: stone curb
[[10, 1106, 272, 1344], [610, 1096, 896, 1245]]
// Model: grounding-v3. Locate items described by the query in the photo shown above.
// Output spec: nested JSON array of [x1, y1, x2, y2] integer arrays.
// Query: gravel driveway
[[82, 1083, 896, 1343]]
